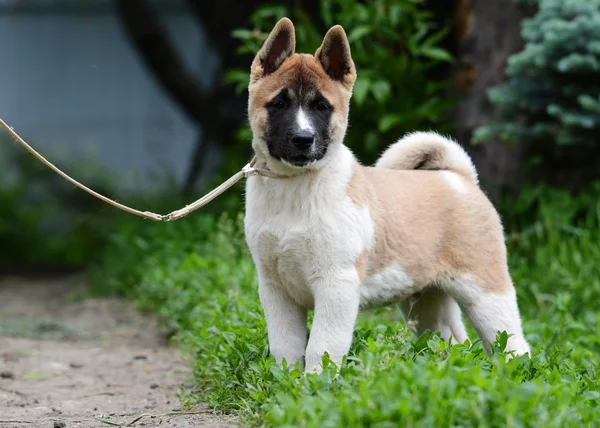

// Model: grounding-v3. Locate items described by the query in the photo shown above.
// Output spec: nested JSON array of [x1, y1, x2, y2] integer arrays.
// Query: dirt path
[[0, 275, 235, 428]]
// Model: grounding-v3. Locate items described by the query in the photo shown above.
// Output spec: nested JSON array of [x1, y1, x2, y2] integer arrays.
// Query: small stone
[[133, 355, 147, 361], [0, 370, 14, 379], [150, 383, 159, 389], [69, 362, 83, 369], [53, 421, 66, 428]]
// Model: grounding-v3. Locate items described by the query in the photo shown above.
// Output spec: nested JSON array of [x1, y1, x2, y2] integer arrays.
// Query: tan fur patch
[[348, 166, 511, 294], [345, 166, 370, 208], [356, 250, 367, 284], [314, 25, 356, 90]]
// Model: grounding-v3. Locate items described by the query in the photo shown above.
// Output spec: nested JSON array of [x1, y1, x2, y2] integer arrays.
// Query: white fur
[[246, 146, 372, 371], [297, 108, 314, 132], [442, 275, 530, 356], [377, 131, 479, 184], [442, 171, 468, 194], [360, 264, 414, 308]]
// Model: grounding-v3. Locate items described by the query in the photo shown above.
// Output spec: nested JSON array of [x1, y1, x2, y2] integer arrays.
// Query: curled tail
[[375, 131, 478, 184]]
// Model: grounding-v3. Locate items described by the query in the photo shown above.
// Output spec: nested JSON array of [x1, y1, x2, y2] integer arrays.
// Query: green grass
[[90, 185, 600, 427]]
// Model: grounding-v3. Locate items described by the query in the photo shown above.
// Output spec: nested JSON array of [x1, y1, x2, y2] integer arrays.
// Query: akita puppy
[[244, 18, 530, 372]]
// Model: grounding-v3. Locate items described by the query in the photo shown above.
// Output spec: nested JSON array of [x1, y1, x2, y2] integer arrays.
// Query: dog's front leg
[[305, 271, 360, 373], [258, 273, 308, 369]]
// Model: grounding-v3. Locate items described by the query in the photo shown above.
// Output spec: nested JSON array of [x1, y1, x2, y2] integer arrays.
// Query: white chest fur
[[244, 147, 373, 308]]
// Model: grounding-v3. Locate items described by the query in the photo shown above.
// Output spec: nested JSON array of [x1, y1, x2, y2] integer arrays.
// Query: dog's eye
[[272, 100, 286, 109], [315, 102, 330, 111]]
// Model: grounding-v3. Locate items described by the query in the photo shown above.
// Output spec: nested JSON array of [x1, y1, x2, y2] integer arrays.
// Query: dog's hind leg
[[399, 287, 468, 344], [445, 276, 530, 357]]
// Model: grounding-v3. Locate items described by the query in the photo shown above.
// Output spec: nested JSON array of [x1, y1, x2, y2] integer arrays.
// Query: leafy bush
[[226, 0, 455, 164], [475, 0, 600, 151], [92, 187, 600, 426]]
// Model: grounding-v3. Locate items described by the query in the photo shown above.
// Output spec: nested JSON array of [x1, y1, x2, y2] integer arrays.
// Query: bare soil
[[0, 274, 235, 428]]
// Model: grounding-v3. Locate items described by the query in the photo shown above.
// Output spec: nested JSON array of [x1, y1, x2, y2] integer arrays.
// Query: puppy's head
[[248, 18, 356, 172]]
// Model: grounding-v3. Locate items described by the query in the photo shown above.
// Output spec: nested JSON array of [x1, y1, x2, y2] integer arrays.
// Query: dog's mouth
[[267, 141, 327, 168], [285, 153, 313, 167]]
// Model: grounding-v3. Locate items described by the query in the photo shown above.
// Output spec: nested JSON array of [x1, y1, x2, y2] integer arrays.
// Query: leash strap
[[0, 119, 282, 222]]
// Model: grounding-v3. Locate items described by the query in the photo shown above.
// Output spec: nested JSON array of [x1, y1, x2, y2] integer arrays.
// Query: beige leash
[[0, 119, 284, 222]]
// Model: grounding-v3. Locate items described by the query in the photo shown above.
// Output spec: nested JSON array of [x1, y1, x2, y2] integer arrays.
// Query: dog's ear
[[252, 17, 295, 79], [315, 25, 356, 89]]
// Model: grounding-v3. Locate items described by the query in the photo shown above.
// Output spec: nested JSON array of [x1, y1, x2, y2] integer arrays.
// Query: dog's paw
[[304, 364, 323, 376]]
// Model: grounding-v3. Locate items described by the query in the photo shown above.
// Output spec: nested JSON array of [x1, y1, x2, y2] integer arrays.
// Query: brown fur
[[385, 145, 445, 172], [346, 166, 511, 294], [249, 54, 353, 155], [376, 132, 478, 184], [314, 26, 356, 90], [356, 250, 367, 283], [250, 54, 351, 117], [346, 166, 369, 208]]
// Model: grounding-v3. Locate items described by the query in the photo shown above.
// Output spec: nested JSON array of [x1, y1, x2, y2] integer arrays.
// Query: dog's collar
[[245, 157, 292, 179]]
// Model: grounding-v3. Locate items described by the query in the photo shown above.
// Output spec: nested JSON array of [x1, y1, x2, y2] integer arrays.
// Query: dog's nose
[[291, 131, 315, 150]]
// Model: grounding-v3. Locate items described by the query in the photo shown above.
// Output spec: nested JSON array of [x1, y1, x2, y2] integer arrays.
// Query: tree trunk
[[116, 0, 215, 125], [453, 0, 526, 197]]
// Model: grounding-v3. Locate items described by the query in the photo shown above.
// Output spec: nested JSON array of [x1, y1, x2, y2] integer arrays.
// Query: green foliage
[[0, 142, 114, 268], [475, 0, 600, 150], [0, 138, 216, 269], [0, 182, 107, 268], [225, 0, 456, 164], [92, 186, 600, 427]]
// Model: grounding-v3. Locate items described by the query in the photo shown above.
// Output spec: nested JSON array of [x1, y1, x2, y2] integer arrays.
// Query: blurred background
[[1, 1, 599, 425]]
